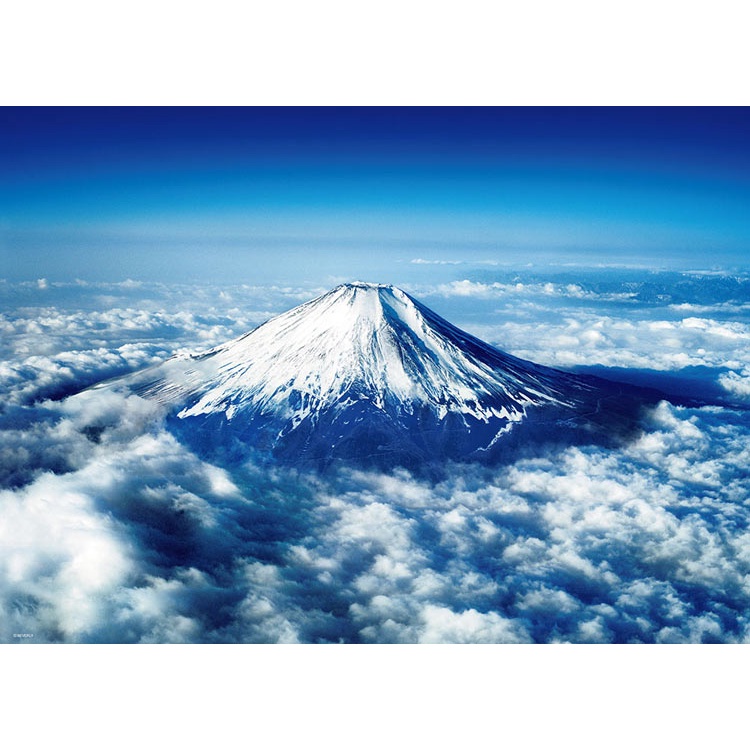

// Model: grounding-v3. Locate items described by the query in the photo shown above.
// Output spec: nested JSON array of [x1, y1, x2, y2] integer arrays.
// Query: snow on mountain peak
[[112, 282, 648, 468], [161, 282, 572, 425]]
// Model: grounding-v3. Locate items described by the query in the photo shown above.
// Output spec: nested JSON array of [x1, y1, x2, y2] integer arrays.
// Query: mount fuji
[[101, 282, 658, 470]]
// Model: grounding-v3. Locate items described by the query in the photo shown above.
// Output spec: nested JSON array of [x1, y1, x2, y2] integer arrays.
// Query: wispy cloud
[[410, 258, 465, 266]]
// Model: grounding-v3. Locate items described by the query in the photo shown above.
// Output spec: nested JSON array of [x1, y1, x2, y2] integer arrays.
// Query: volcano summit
[[106, 282, 655, 469]]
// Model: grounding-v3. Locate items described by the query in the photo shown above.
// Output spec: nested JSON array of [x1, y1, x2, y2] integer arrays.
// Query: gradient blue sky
[[2, 107, 749, 282]]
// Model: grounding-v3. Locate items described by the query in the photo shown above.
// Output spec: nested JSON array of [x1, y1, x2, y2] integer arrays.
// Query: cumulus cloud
[[2, 275, 750, 642], [458, 310, 750, 378], [5, 385, 750, 643], [719, 369, 750, 400]]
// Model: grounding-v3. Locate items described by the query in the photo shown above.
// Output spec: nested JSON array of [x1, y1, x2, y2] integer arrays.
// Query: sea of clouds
[[2, 269, 749, 642]]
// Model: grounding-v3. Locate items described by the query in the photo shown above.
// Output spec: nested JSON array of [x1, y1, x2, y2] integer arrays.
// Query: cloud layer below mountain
[[2, 271, 749, 642]]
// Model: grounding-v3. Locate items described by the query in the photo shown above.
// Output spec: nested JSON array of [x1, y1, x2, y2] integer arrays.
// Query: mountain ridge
[[101, 282, 658, 470]]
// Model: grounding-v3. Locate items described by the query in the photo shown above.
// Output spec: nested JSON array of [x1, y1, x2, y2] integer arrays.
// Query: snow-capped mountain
[[109, 282, 654, 469]]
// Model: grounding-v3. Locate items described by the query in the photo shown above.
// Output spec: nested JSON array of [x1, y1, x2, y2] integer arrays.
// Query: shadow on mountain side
[[571, 365, 748, 409], [165, 375, 663, 480]]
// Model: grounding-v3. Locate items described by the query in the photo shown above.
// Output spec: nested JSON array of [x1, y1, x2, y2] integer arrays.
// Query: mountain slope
[[106, 282, 656, 469]]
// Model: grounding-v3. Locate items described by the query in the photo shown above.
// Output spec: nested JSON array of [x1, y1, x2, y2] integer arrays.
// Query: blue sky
[[2, 107, 749, 282]]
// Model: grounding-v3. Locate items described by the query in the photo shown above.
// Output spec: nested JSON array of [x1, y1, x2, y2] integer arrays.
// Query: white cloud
[[411, 258, 464, 266], [2, 277, 750, 642], [718, 369, 750, 400], [0, 472, 134, 640], [417, 605, 529, 644], [418, 278, 637, 303], [3, 388, 750, 643], [467, 313, 750, 373]]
